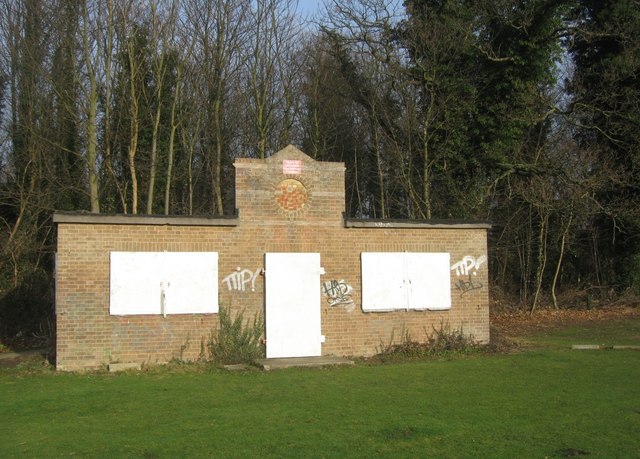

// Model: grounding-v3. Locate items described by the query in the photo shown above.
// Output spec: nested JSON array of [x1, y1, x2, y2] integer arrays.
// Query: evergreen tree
[[569, 0, 640, 291]]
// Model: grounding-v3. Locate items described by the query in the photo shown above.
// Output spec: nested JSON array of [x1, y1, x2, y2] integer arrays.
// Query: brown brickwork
[[54, 145, 490, 370]]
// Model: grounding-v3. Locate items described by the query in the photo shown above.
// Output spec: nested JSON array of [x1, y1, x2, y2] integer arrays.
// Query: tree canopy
[[1, 0, 639, 342]]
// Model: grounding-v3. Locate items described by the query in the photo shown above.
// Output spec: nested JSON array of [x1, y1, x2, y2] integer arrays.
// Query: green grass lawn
[[514, 314, 640, 349], [1, 318, 639, 458]]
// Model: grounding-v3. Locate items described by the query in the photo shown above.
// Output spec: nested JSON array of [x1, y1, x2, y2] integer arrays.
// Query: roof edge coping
[[344, 218, 491, 230], [53, 212, 238, 227]]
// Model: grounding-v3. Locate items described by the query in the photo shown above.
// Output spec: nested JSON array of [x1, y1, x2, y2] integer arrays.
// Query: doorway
[[264, 253, 323, 358]]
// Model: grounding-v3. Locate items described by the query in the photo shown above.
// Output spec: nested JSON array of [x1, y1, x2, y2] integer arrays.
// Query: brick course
[[54, 145, 490, 370]]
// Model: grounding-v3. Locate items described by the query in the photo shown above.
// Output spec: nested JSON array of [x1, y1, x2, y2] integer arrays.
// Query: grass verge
[[506, 312, 640, 349], [1, 317, 639, 458]]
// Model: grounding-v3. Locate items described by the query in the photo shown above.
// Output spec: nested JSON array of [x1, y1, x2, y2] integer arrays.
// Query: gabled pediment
[[266, 144, 314, 163]]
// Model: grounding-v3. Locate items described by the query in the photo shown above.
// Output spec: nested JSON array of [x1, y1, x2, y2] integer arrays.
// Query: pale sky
[[297, 0, 322, 19]]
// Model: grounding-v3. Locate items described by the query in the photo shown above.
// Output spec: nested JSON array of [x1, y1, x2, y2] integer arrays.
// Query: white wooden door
[[265, 253, 322, 358]]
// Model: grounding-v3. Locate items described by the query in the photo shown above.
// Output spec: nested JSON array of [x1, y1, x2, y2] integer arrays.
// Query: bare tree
[[243, 0, 306, 158], [100, 0, 128, 212], [78, 0, 102, 212], [144, 0, 178, 214], [182, 0, 248, 214]]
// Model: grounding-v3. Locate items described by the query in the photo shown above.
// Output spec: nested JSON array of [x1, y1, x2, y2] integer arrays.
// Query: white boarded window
[[361, 252, 451, 311], [110, 252, 218, 315]]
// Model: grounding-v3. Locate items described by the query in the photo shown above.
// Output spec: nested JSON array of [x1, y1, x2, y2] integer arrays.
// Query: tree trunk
[[370, 106, 386, 219], [127, 40, 139, 214], [421, 122, 432, 220], [81, 0, 100, 213], [530, 210, 549, 314], [164, 64, 181, 215], [147, 102, 162, 214], [86, 85, 100, 213], [213, 98, 224, 214], [552, 209, 573, 309]]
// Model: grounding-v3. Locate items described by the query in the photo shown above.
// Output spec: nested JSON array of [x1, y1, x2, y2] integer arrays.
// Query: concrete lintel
[[233, 160, 268, 169], [53, 212, 238, 227]]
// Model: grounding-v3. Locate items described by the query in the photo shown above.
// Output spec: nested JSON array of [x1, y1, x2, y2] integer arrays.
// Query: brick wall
[[54, 145, 490, 370]]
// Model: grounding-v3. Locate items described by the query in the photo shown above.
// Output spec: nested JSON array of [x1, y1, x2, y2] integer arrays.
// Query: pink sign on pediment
[[282, 159, 302, 175]]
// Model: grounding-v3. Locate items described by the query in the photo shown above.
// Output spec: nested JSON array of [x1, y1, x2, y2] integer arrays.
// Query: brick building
[[54, 145, 490, 371]]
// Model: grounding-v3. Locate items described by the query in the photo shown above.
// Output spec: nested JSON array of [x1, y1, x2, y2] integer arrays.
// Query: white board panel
[[163, 252, 219, 314], [265, 253, 322, 358], [361, 253, 406, 311], [110, 252, 163, 315], [362, 252, 452, 311], [110, 252, 218, 315], [405, 253, 451, 310]]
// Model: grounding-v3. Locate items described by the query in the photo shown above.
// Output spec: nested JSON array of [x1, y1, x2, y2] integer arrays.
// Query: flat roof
[[53, 212, 491, 230], [344, 218, 491, 230], [53, 212, 238, 227]]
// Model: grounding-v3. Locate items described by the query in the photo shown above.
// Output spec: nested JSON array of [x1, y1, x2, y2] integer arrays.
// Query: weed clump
[[375, 322, 479, 361], [207, 306, 264, 365]]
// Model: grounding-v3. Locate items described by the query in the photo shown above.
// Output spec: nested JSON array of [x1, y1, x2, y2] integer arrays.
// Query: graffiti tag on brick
[[323, 279, 355, 312], [223, 267, 261, 292]]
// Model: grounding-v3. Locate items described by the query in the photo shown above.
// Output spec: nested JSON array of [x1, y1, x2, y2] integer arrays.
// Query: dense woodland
[[0, 0, 639, 343]]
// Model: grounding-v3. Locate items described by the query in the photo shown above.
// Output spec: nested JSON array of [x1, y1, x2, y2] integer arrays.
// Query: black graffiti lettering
[[455, 275, 483, 296], [323, 279, 354, 307]]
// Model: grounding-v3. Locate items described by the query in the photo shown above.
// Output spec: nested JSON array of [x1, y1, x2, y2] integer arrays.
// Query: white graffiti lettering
[[451, 255, 487, 276], [223, 267, 261, 292], [323, 279, 355, 311]]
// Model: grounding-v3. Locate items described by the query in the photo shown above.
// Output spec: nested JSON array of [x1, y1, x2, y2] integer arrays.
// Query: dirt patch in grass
[[491, 305, 640, 339], [0, 349, 51, 369]]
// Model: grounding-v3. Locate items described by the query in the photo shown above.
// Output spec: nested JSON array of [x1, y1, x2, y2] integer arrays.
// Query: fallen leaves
[[491, 305, 640, 338]]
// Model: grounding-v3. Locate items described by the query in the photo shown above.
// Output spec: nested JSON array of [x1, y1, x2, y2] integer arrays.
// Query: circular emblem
[[275, 179, 308, 213]]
